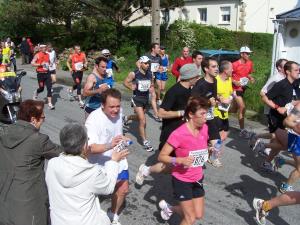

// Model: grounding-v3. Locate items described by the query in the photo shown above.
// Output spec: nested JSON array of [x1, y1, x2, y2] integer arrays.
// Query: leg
[[266, 192, 300, 210], [286, 155, 300, 186], [36, 74, 45, 94], [149, 162, 172, 174], [51, 72, 57, 84], [192, 197, 205, 220], [135, 107, 147, 141], [150, 87, 159, 117], [111, 180, 129, 216], [179, 200, 196, 225], [235, 96, 245, 130], [45, 73, 53, 106], [160, 81, 166, 99], [76, 72, 83, 102], [21, 54, 25, 65], [156, 79, 162, 101]]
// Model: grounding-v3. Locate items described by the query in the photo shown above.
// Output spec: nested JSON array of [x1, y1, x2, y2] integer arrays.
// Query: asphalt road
[[17, 63, 300, 225]]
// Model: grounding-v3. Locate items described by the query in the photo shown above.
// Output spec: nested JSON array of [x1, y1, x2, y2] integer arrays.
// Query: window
[[220, 6, 231, 23], [198, 8, 207, 23]]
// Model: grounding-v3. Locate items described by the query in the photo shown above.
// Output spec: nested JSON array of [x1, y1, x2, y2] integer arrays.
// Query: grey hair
[[60, 123, 87, 156], [219, 60, 231, 73]]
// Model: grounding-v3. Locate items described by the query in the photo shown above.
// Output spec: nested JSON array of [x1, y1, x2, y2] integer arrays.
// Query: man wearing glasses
[[232, 46, 255, 138]]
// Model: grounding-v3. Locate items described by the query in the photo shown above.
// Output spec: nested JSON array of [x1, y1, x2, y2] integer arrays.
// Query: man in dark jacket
[[19, 37, 30, 64], [0, 100, 62, 225]]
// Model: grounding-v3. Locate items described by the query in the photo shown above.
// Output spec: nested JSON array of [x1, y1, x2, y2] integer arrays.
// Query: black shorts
[[131, 96, 149, 109], [215, 117, 229, 132], [49, 70, 56, 75], [235, 90, 244, 97], [172, 176, 205, 201], [84, 106, 95, 114], [267, 114, 284, 133], [206, 118, 221, 141], [72, 71, 83, 84]]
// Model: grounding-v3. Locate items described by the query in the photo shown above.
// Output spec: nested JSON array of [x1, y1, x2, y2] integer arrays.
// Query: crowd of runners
[[0, 38, 300, 225]]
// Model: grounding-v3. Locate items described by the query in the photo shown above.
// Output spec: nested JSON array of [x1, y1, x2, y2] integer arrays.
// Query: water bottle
[[211, 139, 222, 161], [113, 140, 133, 152]]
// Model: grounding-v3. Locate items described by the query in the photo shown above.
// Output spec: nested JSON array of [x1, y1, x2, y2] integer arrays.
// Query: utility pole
[[151, 0, 160, 44]]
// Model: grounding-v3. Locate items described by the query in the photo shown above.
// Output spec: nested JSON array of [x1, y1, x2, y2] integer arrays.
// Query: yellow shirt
[[214, 75, 233, 119], [2, 47, 10, 56]]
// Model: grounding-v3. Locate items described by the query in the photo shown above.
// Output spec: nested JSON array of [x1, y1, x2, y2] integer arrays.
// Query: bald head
[[182, 47, 190, 58]]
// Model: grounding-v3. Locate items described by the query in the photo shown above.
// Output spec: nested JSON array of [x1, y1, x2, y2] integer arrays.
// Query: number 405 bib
[[189, 149, 209, 167]]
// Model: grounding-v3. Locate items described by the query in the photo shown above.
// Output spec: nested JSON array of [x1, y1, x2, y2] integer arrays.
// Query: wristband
[[274, 104, 279, 110], [178, 110, 184, 117], [171, 157, 176, 166]]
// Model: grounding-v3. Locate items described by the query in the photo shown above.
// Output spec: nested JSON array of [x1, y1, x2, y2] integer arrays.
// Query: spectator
[[20, 37, 30, 64], [171, 47, 193, 80], [0, 100, 62, 225], [46, 123, 128, 225]]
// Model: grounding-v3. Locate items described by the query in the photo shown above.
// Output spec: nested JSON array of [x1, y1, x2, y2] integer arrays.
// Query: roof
[[276, 7, 300, 19]]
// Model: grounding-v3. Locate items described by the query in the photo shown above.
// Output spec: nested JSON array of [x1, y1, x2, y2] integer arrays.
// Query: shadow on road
[[225, 174, 290, 225]]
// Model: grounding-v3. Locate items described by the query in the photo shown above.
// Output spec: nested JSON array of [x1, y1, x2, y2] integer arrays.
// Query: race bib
[[189, 149, 209, 167], [240, 77, 249, 86], [206, 107, 214, 120], [106, 68, 113, 77], [218, 103, 231, 112], [42, 63, 49, 70], [151, 63, 159, 73], [74, 62, 83, 71], [163, 66, 167, 72], [137, 80, 151, 92]]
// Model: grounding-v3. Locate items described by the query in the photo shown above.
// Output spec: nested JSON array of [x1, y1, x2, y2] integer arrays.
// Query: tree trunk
[[65, 16, 72, 33]]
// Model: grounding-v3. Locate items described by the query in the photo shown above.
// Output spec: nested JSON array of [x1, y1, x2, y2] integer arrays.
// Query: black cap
[[160, 45, 166, 50]]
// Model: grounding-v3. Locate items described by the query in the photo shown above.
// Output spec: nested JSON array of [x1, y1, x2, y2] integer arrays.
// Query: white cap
[[139, 56, 150, 63], [240, 46, 252, 53], [101, 49, 110, 55], [39, 44, 47, 48]]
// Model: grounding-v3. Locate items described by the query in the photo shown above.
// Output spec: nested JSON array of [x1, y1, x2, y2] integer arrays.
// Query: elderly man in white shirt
[[85, 88, 130, 225]]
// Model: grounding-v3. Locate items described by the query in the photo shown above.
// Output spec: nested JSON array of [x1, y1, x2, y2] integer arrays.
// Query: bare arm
[[123, 71, 136, 90], [158, 107, 183, 119], [89, 135, 123, 154], [66, 55, 72, 71], [31, 54, 40, 67]]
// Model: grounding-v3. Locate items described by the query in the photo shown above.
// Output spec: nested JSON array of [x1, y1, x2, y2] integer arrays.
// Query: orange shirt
[[232, 59, 254, 91], [35, 52, 50, 73], [71, 52, 86, 71]]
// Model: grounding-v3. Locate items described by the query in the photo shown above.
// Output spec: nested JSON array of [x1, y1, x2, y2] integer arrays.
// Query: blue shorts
[[288, 132, 300, 156], [117, 170, 129, 180], [155, 72, 168, 81]]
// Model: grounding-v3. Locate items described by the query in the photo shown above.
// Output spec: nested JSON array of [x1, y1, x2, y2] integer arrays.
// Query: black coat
[[20, 40, 30, 54], [0, 120, 62, 225]]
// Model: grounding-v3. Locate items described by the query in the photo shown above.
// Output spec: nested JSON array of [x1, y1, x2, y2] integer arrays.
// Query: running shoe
[[253, 139, 265, 155], [154, 116, 162, 122], [33, 90, 38, 100], [79, 100, 85, 108], [157, 99, 162, 106], [111, 220, 121, 225], [248, 132, 257, 148], [48, 103, 55, 110], [258, 147, 270, 158], [122, 116, 129, 126], [260, 161, 274, 173], [135, 164, 148, 185], [208, 158, 222, 168], [159, 200, 173, 221], [274, 156, 285, 171], [68, 89, 74, 101], [143, 140, 154, 152], [239, 129, 252, 139], [253, 198, 268, 225], [279, 183, 294, 193]]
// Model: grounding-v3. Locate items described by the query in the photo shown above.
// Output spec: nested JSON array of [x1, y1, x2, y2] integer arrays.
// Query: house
[[128, 0, 299, 33], [271, 7, 300, 75]]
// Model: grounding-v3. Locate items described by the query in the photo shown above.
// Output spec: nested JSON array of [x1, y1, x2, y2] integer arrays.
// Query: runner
[[192, 57, 222, 167], [135, 64, 200, 185], [67, 45, 87, 108], [47, 43, 58, 86], [31, 44, 55, 110], [158, 96, 209, 224], [192, 50, 204, 76], [254, 61, 300, 173], [85, 88, 130, 225], [171, 46, 193, 81], [277, 101, 300, 193], [83, 56, 109, 118], [123, 56, 154, 152], [214, 60, 234, 142], [248, 58, 288, 157], [253, 191, 300, 225], [102, 49, 120, 88], [156, 45, 169, 105], [232, 46, 255, 138]]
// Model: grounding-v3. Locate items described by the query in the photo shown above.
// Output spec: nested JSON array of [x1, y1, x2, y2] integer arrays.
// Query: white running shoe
[[48, 103, 55, 110], [135, 164, 148, 185], [253, 139, 265, 155], [79, 100, 85, 108], [260, 161, 274, 173], [159, 200, 173, 221], [111, 220, 121, 225], [68, 89, 74, 101], [253, 198, 268, 225], [143, 140, 154, 152], [248, 132, 257, 148]]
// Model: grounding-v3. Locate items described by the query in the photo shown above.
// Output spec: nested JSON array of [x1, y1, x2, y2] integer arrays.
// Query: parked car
[[200, 49, 240, 64]]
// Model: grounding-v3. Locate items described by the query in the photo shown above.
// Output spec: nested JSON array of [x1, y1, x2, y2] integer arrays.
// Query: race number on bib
[[138, 80, 151, 92], [151, 63, 159, 73], [74, 62, 83, 71], [206, 107, 214, 120], [189, 149, 209, 167], [42, 63, 49, 70], [106, 68, 113, 77]]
